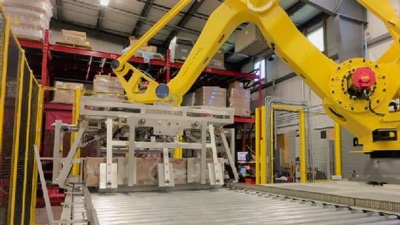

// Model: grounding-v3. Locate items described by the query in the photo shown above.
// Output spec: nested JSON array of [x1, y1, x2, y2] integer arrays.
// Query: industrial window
[[254, 58, 266, 80], [307, 26, 324, 52]]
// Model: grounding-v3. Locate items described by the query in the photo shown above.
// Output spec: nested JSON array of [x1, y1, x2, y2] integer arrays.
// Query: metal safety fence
[[0, 10, 44, 225], [255, 97, 342, 185]]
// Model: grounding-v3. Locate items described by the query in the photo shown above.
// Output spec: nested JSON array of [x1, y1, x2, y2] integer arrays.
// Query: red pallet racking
[[19, 30, 261, 123], [19, 30, 259, 160]]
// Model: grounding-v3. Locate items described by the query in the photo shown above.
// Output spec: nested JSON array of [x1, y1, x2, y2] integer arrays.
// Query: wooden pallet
[[55, 41, 92, 50]]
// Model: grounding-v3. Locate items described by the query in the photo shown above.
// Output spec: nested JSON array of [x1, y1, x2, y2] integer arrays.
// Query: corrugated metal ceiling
[[51, 0, 323, 53]]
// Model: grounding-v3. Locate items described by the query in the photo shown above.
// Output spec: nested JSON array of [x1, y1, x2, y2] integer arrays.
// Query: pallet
[[55, 41, 92, 50]]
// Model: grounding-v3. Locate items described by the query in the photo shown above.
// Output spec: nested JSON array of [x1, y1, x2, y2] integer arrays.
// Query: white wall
[[266, 57, 292, 82]]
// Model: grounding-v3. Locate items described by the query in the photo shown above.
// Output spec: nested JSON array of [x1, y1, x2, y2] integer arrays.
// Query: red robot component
[[352, 67, 376, 90]]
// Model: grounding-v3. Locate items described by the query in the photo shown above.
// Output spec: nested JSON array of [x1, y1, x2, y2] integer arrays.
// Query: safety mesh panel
[[1, 25, 19, 225], [13, 36, 28, 225], [24, 70, 38, 222], [25, 78, 39, 221], [0, 11, 7, 225]]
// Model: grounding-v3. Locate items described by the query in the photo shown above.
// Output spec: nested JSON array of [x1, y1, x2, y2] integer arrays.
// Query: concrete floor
[[90, 187, 400, 225]]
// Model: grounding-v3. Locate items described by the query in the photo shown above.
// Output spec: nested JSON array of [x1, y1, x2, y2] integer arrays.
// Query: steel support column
[[333, 15, 366, 61], [302, 0, 366, 61]]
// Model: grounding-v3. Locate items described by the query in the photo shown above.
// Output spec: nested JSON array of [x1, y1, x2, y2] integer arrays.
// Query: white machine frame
[[52, 96, 239, 190]]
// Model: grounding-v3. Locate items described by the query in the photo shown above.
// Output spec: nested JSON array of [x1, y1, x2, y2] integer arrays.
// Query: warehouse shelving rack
[[18, 30, 260, 166], [18, 30, 261, 123]]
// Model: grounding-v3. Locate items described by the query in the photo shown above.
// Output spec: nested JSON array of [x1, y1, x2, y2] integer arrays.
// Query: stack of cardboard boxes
[[194, 86, 226, 107], [168, 36, 225, 69], [60, 29, 91, 48], [228, 81, 251, 117], [182, 83, 251, 117], [53, 81, 84, 104], [208, 50, 225, 70], [182, 92, 196, 106], [3, 0, 52, 41], [93, 75, 124, 98], [85, 157, 225, 187], [129, 37, 158, 53]]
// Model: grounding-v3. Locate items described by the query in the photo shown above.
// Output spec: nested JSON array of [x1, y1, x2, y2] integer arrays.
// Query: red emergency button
[[352, 67, 376, 89]]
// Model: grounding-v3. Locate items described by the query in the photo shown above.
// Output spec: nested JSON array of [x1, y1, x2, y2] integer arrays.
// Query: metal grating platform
[[89, 188, 400, 225]]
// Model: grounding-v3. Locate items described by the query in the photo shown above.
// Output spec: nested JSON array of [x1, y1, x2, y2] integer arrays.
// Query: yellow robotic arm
[[112, 0, 400, 177]]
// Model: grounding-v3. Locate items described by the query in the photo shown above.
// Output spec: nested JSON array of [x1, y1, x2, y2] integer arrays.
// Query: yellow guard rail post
[[8, 48, 25, 224], [72, 88, 82, 175], [255, 108, 261, 184], [21, 62, 33, 224], [260, 106, 267, 184], [334, 122, 342, 177]]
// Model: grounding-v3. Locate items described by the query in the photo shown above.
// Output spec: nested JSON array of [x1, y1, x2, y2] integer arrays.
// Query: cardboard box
[[228, 85, 251, 117], [129, 37, 158, 53], [229, 81, 244, 89], [235, 23, 267, 55], [172, 159, 187, 185], [93, 75, 124, 99], [3, 1, 52, 41], [194, 86, 226, 107], [182, 92, 195, 106], [136, 158, 161, 185], [85, 157, 106, 187], [229, 88, 251, 99], [129, 36, 148, 47], [231, 106, 251, 117], [53, 81, 84, 104], [208, 50, 225, 69], [85, 157, 224, 187], [62, 29, 88, 46], [187, 158, 225, 183], [140, 45, 158, 53]]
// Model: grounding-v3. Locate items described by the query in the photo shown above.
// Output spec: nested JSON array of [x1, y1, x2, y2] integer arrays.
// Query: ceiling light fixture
[[100, 0, 109, 6]]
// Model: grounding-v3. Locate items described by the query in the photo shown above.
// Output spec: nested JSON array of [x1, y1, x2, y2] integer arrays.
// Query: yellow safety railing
[[0, 9, 45, 224], [256, 104, 309, 184], [334, 122, 342, 177], [255, 108, 260, 184]]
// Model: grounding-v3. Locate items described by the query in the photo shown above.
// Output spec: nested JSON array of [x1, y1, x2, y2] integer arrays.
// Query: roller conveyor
[[229, 181, 400, 213], [87, 182, 400, 225]]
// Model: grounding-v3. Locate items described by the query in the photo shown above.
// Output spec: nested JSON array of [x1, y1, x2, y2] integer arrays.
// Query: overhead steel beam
[[163, 0, 205, 47], [51, 19, 165, 44], [56, 0, 63, 20], [286, 1, 306, 17], [297, 12, 327, 31], [300, 0, 366, 22], [131, 0, 155, 37], [96, 9, 105, 30]]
